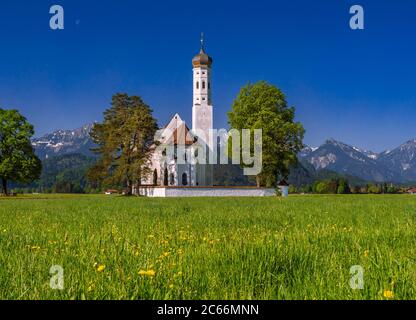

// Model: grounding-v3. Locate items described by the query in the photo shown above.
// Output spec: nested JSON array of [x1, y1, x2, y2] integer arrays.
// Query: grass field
[[0, 194, 415, 300]]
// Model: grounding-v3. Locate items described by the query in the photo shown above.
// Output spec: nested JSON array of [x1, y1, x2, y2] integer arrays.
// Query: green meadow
[[0, 194, 415, 300]]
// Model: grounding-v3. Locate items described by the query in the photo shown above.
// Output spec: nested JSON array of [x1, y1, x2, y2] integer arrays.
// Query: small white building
[[407, 188, 416, 195], [278, 180, 289, 197]]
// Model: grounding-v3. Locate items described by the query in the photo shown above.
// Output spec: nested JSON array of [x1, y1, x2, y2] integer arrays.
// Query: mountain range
[[30, 124, 416, 184], [32, 123, 96, 159], [300, 138, 416, 183]]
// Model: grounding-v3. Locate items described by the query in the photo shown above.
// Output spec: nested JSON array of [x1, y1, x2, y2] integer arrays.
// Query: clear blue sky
[[0, 0, 415, 152]]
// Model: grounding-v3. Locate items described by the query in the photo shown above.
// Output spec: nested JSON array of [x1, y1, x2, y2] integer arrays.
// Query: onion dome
[[192, 48, 213, 67]]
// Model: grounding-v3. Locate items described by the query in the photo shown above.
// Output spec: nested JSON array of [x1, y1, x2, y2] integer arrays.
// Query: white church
[[135, 37, 280, 197]]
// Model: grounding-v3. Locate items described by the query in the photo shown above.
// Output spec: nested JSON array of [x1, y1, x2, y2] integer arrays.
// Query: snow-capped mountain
[[377, 139, 416, 181], [299, 139, 400, 182], [32, 123, 96, 159], [299, 146, 318, 158]]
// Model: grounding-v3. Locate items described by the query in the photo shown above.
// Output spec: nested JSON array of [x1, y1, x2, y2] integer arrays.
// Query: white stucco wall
[[138, 187, 276, 197]]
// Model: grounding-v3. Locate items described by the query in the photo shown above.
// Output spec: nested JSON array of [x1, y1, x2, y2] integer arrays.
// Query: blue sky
[[0, 0, 415, 152]]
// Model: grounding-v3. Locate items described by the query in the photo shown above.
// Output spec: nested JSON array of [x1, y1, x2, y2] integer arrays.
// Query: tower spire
[[200, 32, 204, 51]]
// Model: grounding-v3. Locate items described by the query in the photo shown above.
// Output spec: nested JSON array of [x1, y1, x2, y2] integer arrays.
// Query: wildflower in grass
[[138, 269, 156, 277], [383, 290, 394, 299], [363, 250, 369, 257], [96, 264, 106, 272], [30, 246, 41, 251], [169, 284, 174, 289]]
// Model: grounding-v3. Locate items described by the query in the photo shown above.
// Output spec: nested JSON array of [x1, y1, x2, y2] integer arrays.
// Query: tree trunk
[[256, 176, 261, 188], [126, 179, 132, 196], [1, 178, 8, 196]]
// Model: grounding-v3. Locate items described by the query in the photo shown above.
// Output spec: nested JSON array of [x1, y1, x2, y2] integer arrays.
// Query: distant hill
[[12, 153, 96, 193], [288, 158, 368, 188]]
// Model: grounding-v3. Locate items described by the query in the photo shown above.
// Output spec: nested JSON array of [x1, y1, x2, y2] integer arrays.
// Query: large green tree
[[0, 109, 41, 195], [88, 93, 158, 195], [228, 81, 304, 187]]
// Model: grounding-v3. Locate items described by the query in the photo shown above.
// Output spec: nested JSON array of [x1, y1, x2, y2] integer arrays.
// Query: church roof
[[172, 124, 196, 145], [160, 114, 196, 146]]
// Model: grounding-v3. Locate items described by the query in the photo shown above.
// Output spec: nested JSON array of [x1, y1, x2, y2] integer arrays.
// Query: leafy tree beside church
[[87, 93, 158, 195], [228, 81, 304, 187], [0, 109, 41, 195]]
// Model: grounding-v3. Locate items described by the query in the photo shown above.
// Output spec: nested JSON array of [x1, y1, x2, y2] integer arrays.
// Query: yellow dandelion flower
[[138, 269, 156, 277], [169, 284, 174, 289], [363, 250, 369, 257], [96, 264, 106, 272], [383, 290, 394, 299]]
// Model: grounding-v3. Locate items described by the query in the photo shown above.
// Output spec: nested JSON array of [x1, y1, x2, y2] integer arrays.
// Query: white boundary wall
[[138, 187, 276, 197]]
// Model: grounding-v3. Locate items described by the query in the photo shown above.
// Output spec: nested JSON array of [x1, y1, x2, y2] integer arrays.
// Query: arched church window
[[169, 173, 175, 185], [153, 169, 158, 185], [208, 82, 211, 89], [196, 81, 199, 89], [182, 173, 188, 186], [202, 81, 206, 89], [163, 168, 168, 186]]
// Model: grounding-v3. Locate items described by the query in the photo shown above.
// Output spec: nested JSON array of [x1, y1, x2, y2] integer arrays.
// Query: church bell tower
[[192, 33, 213, 151]]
